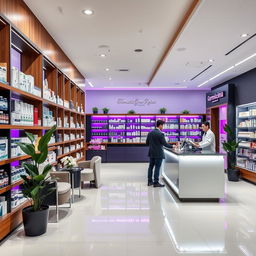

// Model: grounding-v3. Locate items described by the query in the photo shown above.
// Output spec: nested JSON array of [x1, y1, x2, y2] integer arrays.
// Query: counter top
[[164, 147, 225, 156]]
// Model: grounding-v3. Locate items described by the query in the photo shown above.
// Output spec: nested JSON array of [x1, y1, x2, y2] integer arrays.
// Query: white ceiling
[[150, 0, 256, 89], [23, 0, 194, 88], [24, 0, 256, 90]]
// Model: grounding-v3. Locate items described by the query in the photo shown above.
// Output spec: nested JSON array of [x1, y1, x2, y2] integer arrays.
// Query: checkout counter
[[162, 148, 225, 201]]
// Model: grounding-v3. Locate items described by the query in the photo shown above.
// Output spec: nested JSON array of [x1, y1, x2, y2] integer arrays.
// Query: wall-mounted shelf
[[86, 114, 206, 144], [0, 15, 86, 241], [236, 102, 256, 182]]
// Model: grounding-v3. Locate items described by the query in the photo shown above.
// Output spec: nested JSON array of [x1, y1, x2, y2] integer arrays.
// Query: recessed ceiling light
[[82, 9, 94, 15], [105, 68, 110, 71], [208, 59, 214, 62], [176, 47, 186, 52], [99, 54, 106, 58], [109, 77, 112, 81], [241, 33, 249, 38], [134, 49, 143, 53], [183, 80, 186, 82]]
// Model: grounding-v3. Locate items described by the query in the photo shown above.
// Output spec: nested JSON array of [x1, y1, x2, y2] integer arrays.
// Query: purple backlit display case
[[89, 114, 205, 143]]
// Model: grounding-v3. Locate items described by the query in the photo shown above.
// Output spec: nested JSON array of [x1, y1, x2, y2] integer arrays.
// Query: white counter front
[[162, 149, 225, 200]]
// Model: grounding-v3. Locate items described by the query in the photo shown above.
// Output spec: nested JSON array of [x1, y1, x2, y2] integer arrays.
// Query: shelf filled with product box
[[236, 102, 256, 183], [86, 114, 206, 145], [0, 16, 86, 241]]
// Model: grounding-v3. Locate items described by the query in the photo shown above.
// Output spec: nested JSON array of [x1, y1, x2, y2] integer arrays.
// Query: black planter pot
[[227, 168, 240, 182], [103, 111, 108, 114], [93, 111, 98, 114], [22, 205, 49, 236]]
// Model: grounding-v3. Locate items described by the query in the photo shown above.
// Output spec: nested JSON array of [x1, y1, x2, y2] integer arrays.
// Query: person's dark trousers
[[148, 158, 163, 183]]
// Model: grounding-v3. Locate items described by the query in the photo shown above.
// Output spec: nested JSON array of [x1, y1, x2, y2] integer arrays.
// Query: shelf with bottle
[[91, 115, 109, 124], [126, 115, 140, 124], [108, 116, 126, 123], [179, 115, 203, 124]]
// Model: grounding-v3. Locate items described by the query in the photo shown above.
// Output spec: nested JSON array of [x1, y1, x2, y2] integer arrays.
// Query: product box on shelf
[[11, 166, 27, 184], [0, 196, 7, 217], [11, 137, 28, 157], [0, 63, 7, 83], [0, 137, 8, 160], [11, 189, 26, 209], [0, 169, 9, 188], [0, 95, 9, 124], [11, 99, 34, 126], [43, 106, 56, 127], [11, 67, 19, 88], [33, 86, 41, 97], [43, 79, 56, 103]]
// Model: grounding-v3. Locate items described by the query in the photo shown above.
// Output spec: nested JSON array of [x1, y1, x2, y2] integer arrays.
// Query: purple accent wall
[[86, 90, 207, 114], [11, 48, 21, 70]]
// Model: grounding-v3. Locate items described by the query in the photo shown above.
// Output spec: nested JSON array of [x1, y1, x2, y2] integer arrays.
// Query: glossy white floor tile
[[1, 163, 256, 256]]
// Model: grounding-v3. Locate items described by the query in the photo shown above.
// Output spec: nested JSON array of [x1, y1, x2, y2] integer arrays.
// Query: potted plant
[[92, 107, 98, 114], [17, 125, 57, 236], [102, 108, 109, 114], [160, 108, 167, 114], [222, 124, 240, 182], [128, 110, 135, 114], [182, 110, 190, 114]]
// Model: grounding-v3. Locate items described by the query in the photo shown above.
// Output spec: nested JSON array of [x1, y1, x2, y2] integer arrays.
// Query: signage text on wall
[[207, 91, 225, 103], [117, 98, 156, 106]]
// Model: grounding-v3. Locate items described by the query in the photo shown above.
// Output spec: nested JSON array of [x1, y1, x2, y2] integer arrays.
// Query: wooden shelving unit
[[0, 16, 86, 240]]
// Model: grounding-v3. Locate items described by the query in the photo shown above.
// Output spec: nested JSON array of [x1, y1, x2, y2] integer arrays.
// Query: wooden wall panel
[[0, 0, 85, 85]]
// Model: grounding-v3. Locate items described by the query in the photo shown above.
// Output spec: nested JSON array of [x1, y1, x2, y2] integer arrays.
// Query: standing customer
[[146, 120, 172, 187]]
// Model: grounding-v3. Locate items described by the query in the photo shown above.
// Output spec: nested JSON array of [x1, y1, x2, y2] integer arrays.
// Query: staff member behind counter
[[190, 121, 216, 153]]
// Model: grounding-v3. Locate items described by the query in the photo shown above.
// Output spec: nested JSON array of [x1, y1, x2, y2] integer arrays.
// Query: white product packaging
[[0, 63, 7, 83], [11, 67, 19, 88]]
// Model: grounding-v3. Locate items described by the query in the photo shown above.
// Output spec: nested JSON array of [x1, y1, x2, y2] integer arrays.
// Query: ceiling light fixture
[[100, 54, 106, 58], [198, 53, 256, 87], [109, 77, 112, 81], [234, 53, 256, 67], [82, 9, 94, 15], [105, 68, 110, 71], [241, 33, 249, 38], [88, 81, 94, 87], [208, 59, 214, 62]]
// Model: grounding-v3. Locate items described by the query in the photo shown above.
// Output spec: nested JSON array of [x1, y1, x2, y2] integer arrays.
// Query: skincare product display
[[43, 79, 56, 102], [11, 189, 26, 209], [0, 63, 7, 83], [11, 99, 34, 126], [0, 170, 9, 188], [11, 166, 27, 184], [43, 106, 56, 127], [0, 196, 7, 217], [0, 137, 8, 160], [11, 137, 31, 157], [0, 95, 9, 124], [11, 67, 36, 95]]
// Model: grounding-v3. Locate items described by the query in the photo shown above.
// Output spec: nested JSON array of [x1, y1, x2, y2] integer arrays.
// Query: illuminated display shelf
[[87, 114, 206, 144], [236, 102, 256, 183]]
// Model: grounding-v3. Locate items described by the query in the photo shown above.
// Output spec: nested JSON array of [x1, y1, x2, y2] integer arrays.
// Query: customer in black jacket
[[146, 120, 172, 187]]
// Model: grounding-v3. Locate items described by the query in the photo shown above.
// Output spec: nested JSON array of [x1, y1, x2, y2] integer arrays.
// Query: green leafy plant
[[92, 107, 98, 114], [182, 110, 190, 114], [102, 108, 109, 114], [17, 125, 57, 212], [128, 110, 135, 114], [222, 124, 240, 169], [160, 108, 167, 114]]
